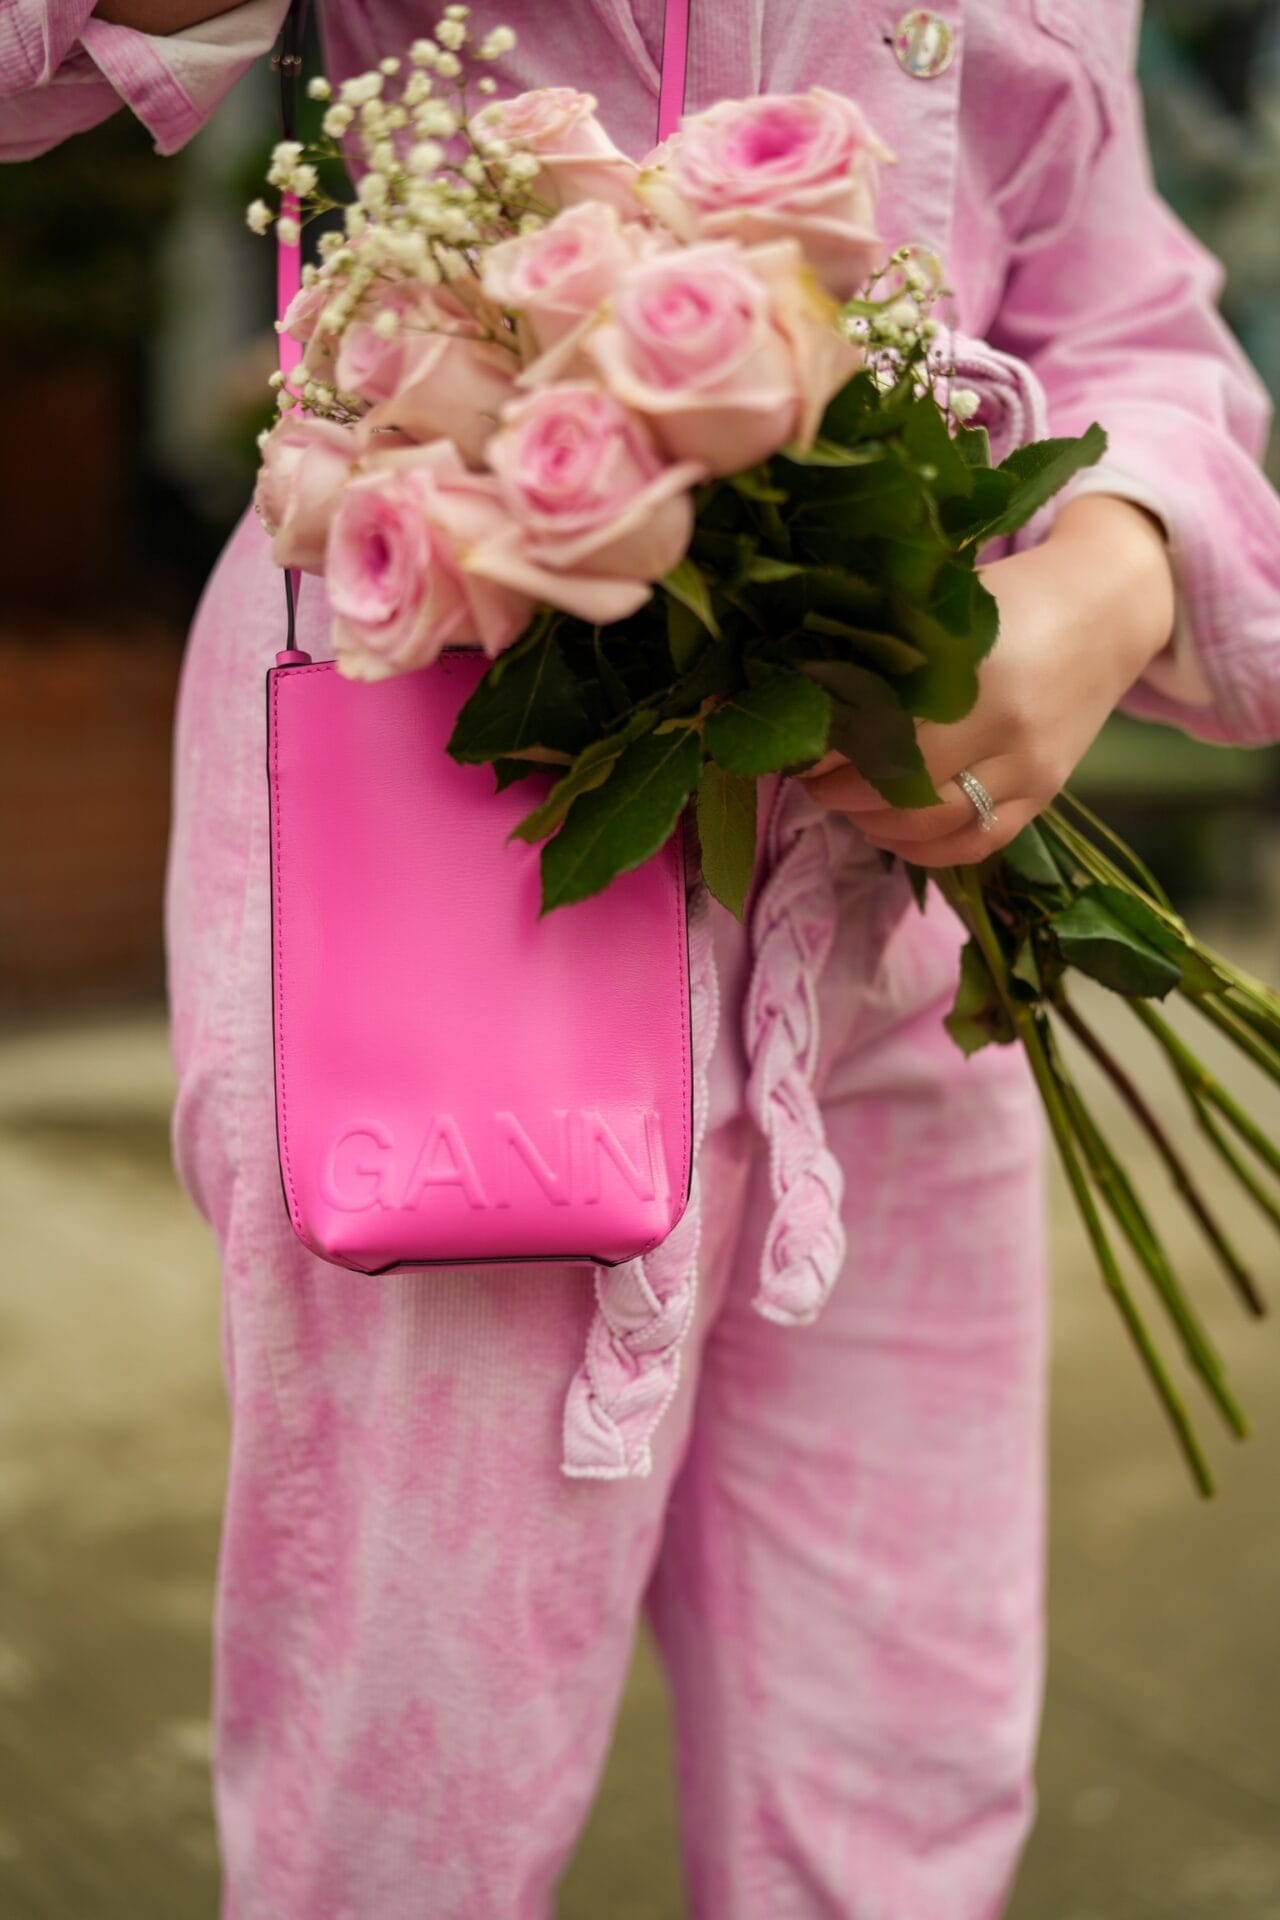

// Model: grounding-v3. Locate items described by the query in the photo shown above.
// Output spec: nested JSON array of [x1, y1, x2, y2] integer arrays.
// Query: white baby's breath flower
[[884, 299, 919, 330], [246, 198, 274, 234], [462, 155, 487, 185], [267, 368, 285, 389], [504, 151, 540, 183], [950, 388, 981, 422], [415, 101, 459, 137], [379, 56, 401, 75], [307, 76, 332, 101], [476, 75, 498, 94], [317, 230, 344, 260], [435, 51, 462, 78], [291, 163, 318, 197], [409, 38, 439, 67], [357, 171, 390, 210], [409, 140, 445, 172], [435, 17, 466, 50], [371, 308, 400, 340], [267, 139, 303, 186], [477, 26, 516, 57], [277, 215, 301, 247], [340, 70, 384, 105], [322, 103, 354, 137]]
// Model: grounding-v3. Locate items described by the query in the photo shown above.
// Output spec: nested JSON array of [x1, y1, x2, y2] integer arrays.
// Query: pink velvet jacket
[[5, 2, 1279, 1476]]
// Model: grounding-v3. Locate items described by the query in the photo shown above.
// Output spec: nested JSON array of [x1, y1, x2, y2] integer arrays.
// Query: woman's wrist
[[1043, 493, 1178, 687]]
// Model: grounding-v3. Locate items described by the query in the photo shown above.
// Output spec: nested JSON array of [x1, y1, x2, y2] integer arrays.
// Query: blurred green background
[[0, 6, 1278, 1917]]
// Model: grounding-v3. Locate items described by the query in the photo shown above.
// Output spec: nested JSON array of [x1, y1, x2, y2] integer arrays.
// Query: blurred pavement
[[1, 912, 1278, 1918]]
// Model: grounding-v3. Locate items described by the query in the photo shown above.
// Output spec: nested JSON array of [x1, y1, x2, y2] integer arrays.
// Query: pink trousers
[[165, 511, 1050, 1920]]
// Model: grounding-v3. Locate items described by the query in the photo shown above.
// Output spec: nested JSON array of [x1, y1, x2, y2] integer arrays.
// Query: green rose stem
[[1190, 1100, 1280, 1236], [1131, 1000, 1280, 1185], [1189, 991, 1280, 1083], [940, 865, 1215, 1495], [1042, 1024, 1247, 1440], [1055, 999, 1265, 1318], [1051, 792, 1174, 908]]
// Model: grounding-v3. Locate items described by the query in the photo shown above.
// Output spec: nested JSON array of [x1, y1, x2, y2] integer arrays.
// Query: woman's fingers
[[867, 792, 1041, 867], [799, 756, 887, 810]]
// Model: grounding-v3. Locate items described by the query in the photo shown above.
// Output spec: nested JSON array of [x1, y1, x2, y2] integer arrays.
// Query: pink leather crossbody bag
[[265, 0, 695, 1273]]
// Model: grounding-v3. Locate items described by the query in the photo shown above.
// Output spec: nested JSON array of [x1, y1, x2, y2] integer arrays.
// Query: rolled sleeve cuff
[[1, 0, 287, 156], [1019, 406, 1280, 747]]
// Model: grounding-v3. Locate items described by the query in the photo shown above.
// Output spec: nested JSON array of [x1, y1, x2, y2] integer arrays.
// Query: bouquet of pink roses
[[250, 13, 1280, 1492]]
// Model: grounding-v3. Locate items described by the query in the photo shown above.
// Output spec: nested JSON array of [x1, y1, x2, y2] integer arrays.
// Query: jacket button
[[891, 9, 955, 78]]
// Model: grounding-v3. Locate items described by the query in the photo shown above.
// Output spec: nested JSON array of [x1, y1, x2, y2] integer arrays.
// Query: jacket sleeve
[[0, 0, 289, 159], [989, 48, 1280, 748]]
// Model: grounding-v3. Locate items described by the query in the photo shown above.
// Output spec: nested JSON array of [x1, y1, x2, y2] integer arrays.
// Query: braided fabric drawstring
[[742, 784, 846, 1326], [561, 876, 720, 1479]]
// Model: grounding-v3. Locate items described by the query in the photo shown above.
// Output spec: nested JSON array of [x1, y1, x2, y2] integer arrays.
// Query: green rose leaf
[[493, 758, 538, 792], [897, 564, 1000, 722], [962, 424, 1107, 546], [953, 423, 992, 468], [745, 555, 807, 583], [510, 711, 658, 845], [944, 937, 1017, 1055], [696, 761, 758, 921], [447, 632, 589, 764], [1000, 820, 1065, 890], [780, 436, 888, 468], [1010, 933, 1044, 998], [705, 673, 831, 774], [804, 660, 939, 808], [666, 596, 707, 674], [1051, 884, 1183, 999], [800, 612, 928, 676], [901, 394, 973, 502], [540, 727, 700, 913], [662, 556, 721, 639]]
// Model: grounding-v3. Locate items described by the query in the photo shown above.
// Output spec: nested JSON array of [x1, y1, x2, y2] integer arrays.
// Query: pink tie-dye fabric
[[7, 2, 1280, 1911]]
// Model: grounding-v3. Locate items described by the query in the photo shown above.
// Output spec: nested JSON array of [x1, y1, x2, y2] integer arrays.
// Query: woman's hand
[[801, 494, 1178, 866]]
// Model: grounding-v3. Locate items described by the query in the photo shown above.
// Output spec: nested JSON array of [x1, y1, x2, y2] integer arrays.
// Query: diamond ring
[[955, 768, 997, 833]]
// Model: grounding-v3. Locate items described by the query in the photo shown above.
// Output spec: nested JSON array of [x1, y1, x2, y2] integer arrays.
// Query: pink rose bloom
[[481, 202, 643, 362], [326, 441, 532, 679], [359, 288, 518, 466], [473, 88, 641, 215], [744, 239, 865, 448], [334, 285, 435, 405], [639, 89, 893, 299], [254, 413, 358, 573], [587, 241, 813, 474], [470, 383, 702, 625], [280, 275, 331, 345]]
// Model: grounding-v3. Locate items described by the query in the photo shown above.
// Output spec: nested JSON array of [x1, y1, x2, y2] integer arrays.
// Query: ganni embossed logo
[[320, 1110, 668, 1213]]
